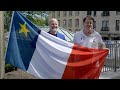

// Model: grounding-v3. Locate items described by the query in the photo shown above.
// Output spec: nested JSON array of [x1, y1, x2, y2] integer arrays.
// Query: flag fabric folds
[[5, 11, 109, 79]]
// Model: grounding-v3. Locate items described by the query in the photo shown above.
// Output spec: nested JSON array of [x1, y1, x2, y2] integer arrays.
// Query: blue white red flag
[[5, 11, 109, 79]]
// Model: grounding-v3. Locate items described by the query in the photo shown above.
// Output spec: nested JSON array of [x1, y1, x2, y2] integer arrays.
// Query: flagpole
[[0, 11, 5, 79]]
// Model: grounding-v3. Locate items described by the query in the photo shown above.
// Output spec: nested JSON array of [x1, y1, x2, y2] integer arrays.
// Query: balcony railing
[[101, 27, 110, 31]]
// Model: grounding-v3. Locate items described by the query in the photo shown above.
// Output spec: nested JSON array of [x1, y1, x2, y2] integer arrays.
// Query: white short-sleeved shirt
[[73, 29, 105, 49]]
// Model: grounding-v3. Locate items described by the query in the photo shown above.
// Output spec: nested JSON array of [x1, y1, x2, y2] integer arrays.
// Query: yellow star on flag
[[19, 23, 30, 37]]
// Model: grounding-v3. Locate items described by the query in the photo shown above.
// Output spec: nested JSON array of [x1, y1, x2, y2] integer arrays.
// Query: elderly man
[[48, 18, 66, 40]]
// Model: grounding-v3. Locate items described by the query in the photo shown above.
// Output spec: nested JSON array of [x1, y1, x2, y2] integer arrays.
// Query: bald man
[[48, 18, 66, 40]]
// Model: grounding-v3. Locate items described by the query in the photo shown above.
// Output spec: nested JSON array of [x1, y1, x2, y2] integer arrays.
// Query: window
[[87, 11, 92, 15], [75, 19, 79, 27], [57, 11, 60, 18], [101, 11, 110, 16], [58, 20, 60, 26], [68, 19, 72, 27], [86, 11, 96, 16], [116, 20, 120, 31], [63, 11, 67, 17], [63, 19, 67, 27], [93, 11, 96, 16], [69, 11, 72, 16], [52, 11, 55, 18], [93, 21, 96, 29], [116, 11, 120, 15], [102, 20, 109, 27], [101, 20, 109, 31], [75, 11, 79, 16]]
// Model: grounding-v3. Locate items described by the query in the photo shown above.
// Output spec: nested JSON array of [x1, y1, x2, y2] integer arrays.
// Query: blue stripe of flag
[[5, 11, 41, 71]]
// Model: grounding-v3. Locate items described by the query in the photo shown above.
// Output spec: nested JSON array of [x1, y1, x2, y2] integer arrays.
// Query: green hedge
[[5, 63, 17, 73], [4, 46, 17, 73]]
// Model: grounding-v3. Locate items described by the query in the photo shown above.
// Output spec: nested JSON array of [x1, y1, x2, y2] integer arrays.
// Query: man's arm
[[99, 42, 110, 50]]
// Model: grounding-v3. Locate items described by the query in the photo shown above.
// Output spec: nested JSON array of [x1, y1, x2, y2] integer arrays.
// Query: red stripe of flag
[[62, 44, 109, 79]]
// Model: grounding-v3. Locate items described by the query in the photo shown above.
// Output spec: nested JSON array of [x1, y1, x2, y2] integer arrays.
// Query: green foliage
[[4, 42, 17, 73], [34, 18, 47, 26], [5, 63, 17, 73], [4, 11, 12, 32], [21, 11, 49, 26], [4, 11, 49, 32], [26, 15, 46, 26], [45, 17, 48, 26]]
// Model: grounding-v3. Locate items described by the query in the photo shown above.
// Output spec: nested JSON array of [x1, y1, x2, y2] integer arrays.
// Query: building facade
[[48, 11, 120, 40]]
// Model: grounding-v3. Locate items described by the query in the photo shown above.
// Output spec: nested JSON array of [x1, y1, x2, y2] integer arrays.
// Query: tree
[[4, 11, 12, 32], [22, 11, 49, 26], [4, 11, 49, 32]]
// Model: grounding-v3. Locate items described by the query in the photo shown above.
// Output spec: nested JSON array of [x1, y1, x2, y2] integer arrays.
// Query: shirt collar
[[81, 29, 95, 37], [48, 31, 58, 37]]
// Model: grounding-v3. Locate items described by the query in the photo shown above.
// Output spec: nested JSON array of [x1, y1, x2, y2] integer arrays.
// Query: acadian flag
[[5, 11, 109, 79]]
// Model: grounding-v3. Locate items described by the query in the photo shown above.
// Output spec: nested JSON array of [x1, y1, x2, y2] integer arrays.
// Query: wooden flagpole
[[0, 11, 5, 79]]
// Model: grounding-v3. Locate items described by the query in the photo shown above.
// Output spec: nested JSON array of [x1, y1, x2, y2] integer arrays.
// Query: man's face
[[84, 18, 94, 31], [50, 20, 59, 32]]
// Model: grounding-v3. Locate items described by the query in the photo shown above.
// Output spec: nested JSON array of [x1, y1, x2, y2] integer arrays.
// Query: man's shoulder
[[57, 32, 66, 40], [57, 32, 65, 36], [74, 30, 82, 35], [93, 30, 102, 38], [94, 30, 101, 36]]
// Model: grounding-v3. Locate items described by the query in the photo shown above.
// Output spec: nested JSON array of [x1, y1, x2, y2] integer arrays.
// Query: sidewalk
[[99, 69, 120, 79], [4, 68, 39, 79]]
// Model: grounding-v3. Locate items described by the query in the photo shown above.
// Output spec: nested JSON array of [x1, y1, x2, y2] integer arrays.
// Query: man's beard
[[51, 28, 58, 32]]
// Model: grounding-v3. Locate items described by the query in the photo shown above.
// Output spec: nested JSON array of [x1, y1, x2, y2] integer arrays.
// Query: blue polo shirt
[[48, 31, 66, 40]]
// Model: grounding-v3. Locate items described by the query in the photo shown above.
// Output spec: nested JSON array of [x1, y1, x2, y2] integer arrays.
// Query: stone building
[[48, 11, 120, 40]]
